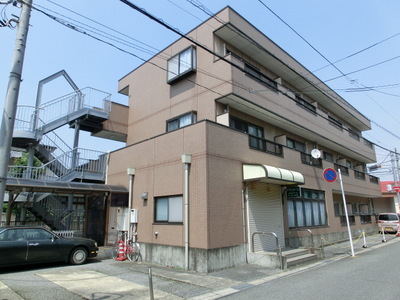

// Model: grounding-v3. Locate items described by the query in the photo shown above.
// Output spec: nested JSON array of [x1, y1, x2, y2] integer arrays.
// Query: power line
[[313, 32, 400, 73], [30, 1, 398, 159], [323, 55, 400, 83], [256, 0, 353, 84]]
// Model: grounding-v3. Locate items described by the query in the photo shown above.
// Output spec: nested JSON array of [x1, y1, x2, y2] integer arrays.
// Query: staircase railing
[[8, 148, 107, 181], [14, 87, 111, 135], [40, 130, 72, 159], [14, 105, 37, 131], [36, 87, 111, 129]]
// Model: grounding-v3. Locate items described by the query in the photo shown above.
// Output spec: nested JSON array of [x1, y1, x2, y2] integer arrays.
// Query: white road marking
[[39, 270, 182, 299]]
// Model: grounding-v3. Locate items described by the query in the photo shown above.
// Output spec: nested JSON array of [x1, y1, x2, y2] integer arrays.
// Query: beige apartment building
[[105, 6, 390, 272]]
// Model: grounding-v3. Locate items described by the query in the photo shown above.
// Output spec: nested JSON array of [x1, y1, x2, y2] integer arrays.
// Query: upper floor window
[[295, 95, 316, 115], [328, 115, 343, 131], [230, 117, 265, 151], [348, 127, 360, 141], [167, 46, 197, 84], [167, 111, 197, 132], [287, 138, 306, 152], [323, 151, 333, 162], [244, 63, 277, 91]]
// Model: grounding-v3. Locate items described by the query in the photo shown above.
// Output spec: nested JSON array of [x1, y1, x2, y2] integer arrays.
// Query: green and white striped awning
[[243, 164, 304, 185]]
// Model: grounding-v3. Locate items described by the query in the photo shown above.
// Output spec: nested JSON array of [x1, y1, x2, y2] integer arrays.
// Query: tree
[[10, 153, 43, 179]]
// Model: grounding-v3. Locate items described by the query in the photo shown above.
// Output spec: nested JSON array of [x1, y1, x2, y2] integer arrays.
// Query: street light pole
[[0, 0, 33, 223]]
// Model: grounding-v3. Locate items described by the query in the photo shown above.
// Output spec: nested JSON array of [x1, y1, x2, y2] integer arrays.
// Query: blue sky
[[1, 0, 400, 180]]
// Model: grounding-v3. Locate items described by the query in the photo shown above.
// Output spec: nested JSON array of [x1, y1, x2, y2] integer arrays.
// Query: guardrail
[[251, 231, 282, 269], [7, 148, 107, 181]]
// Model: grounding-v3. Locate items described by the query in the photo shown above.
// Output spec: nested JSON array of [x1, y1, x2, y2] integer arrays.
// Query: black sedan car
[[0, 226, 98, 267]]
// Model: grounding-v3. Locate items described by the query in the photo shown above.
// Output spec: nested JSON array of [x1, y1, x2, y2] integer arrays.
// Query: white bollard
[[362, 231, 367, 248]]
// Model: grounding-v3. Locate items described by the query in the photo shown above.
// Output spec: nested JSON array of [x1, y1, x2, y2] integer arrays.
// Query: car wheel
[[69, 247, 88, 265]]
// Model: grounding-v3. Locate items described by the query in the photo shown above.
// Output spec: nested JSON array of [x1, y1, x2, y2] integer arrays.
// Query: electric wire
[[323, 55, 400, 84], [256, 0, 353, 84], [26, 1, 398, 163], [313, 32, 400, 73]]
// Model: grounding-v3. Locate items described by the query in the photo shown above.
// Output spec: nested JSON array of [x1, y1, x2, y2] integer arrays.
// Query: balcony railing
[[354, 170, 366, 181], [334, 163, 349, 175], [300, 152, 323, 168], [249, 136, 283, 156], [369, 175, 379, 184]]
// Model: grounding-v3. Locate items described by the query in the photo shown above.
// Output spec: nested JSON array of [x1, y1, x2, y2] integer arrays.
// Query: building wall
[[109, 6, 383, 271]]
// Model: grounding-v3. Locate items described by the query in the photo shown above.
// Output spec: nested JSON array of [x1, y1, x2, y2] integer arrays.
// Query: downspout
[[245, 183, 252, 252], [242, 183, 249, 245], [127, 168, 135, 241], [182, 154, 192, 271]]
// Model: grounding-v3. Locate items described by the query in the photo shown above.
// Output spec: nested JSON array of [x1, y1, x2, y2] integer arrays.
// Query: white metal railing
[[251, 231, 283, 269], [7, 148, 107, 181], [37, 87, 111, 128], [14, 87, 111, 133], [40, 129, 72, 159], [14, 105, 37, 131]]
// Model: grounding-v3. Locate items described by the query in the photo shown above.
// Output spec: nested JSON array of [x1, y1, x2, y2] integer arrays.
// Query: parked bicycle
[[112, 231, 140, 262]]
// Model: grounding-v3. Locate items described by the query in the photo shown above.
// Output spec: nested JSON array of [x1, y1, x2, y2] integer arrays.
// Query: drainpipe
[[182, 154, 192, 271], [245, 184, 252, 252], [242, 183, 249, 245], [127, 168, 135, 240]]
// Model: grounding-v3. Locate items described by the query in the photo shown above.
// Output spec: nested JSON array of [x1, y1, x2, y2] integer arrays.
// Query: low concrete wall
[[140, 243, 247, 272], [286, 227, 378, 248], [247, 252, 280, 268]]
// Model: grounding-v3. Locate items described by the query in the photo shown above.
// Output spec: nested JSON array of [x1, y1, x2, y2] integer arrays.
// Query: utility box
[[130, 209, 138, 223], [116, 208, 129, 231]]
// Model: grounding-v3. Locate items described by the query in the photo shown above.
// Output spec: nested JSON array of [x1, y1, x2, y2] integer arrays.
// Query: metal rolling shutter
[[248, 182, 285, 252]]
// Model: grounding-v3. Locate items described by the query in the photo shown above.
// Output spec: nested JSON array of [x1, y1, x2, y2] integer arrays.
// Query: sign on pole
[[323, 168, 337, 183], [323, 168, 355, 257]]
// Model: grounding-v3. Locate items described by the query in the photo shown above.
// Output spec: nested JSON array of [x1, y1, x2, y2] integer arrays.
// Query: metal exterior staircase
[[7, 72, 113, 230]]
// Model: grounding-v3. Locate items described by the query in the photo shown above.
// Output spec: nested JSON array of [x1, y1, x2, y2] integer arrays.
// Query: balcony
[[249, 136, 283, 157], [300, 152, 322, 168]]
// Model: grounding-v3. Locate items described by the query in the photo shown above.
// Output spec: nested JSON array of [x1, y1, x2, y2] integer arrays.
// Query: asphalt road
[[222, 240, 400, 300], [1, 235, 399, 300]]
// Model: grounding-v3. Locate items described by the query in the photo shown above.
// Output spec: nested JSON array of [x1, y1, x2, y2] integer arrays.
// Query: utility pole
[[0, 0, 33, 223], [393, 149, 400, 213]]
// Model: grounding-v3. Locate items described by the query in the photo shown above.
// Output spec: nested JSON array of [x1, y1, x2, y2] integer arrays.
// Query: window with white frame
[[287, 189, 327, 228], [167, 111, 197, 132], [155, 195, 183, 223], [167, 46, 197, 84]]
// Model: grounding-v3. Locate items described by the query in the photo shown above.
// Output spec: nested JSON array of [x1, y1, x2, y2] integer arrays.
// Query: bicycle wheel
[[126, 241, 140, 261], [111, 241, 119, 260]]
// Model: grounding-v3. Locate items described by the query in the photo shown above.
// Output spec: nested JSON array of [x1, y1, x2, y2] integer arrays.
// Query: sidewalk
[[2, 233, 397, 300], [96, 232, 400, 299]]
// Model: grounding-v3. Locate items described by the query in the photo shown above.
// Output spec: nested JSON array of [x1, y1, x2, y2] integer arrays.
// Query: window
[[167, 112, 197, 132], [323, 151, 333, 162], [230, 117, 265, 151], [244, 63, 277, 91], [295, 96, 316, 114], [348, 128, 360, 141], [328, 115, 343, 131], [287, 138, 306, 152], [287, 189, 327, 228], [167, 46, 197, 84], [155, 195, 183, 223]]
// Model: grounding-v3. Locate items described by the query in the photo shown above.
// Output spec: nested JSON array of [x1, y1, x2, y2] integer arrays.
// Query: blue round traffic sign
[[323, 168, 337, 183]]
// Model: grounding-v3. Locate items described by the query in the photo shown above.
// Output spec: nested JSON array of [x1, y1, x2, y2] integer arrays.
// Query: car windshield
[[379, 214, 399, 221]]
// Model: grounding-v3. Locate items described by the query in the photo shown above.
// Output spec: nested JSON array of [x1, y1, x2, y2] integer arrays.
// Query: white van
[[377, 213, 400, 233]]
